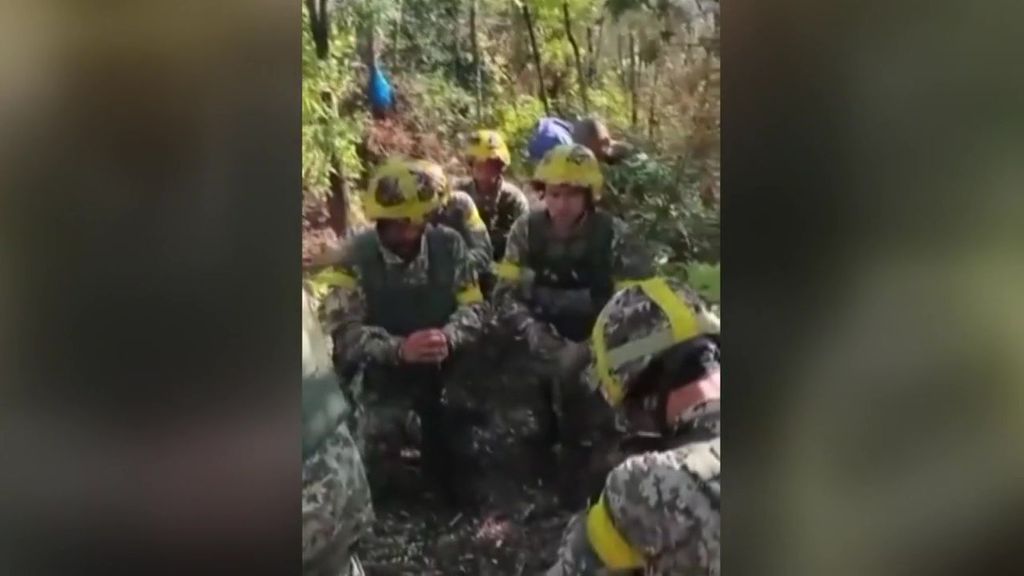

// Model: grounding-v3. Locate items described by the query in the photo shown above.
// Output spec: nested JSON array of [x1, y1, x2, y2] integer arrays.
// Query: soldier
[[546, 277, 721, 576], [320, 157, 487, 507], [302, 285, 374, 576], [421, 158, 495, 288], [453, 130, 532, 297], [305, 159, 493, 292], [492, 143, 655, 508]]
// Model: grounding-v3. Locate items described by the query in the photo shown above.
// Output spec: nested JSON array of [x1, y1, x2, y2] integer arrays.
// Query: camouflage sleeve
[[507, 186, 531, 223], [546, 513, 606, 576], [441, 232, 487, 353], [320, 263, 403, 370], [303, 421, 375, 571], [449, 190, 494, 276], [610, 216, 656, 288], [491, 215, 564, 350], [603, 451, 715, 564]]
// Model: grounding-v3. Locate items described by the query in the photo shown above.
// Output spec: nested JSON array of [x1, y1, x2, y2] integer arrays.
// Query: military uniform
[[320, 159, 487, 505], [453, 176, 531, 262], [547, 277, 721, 576], [457, 129, 533, 299], [492, 144, 655, 507], [430, 186, 494, 286], [302, 286, 374, 576], [548, 405, 720, 576]]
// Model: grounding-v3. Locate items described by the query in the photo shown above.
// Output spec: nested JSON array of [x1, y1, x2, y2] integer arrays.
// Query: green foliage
[[302, 3, 366, 200], [487, 94, 547, 177], [302, 0, 720, 293], [660, 261, 720, 304]]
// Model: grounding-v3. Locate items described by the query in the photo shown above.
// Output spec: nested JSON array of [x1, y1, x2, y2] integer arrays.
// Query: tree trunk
[[647, 61, 660, 139], [306, 0, 330, 60], [391, 0, 404, 68], [471, 0, 483, 122], [326, 156, 349, 237], [450, 1, 462, 80], [629, 32, 638, 127], [307, 0, 350, 236], [616, 33, 625, 88], [562, 1, 589, 113], [592, 16, 605, 80], [521, 2, 550, 116]]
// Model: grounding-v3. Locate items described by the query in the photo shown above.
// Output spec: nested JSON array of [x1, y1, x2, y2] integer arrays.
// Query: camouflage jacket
[[453, 176, 532, 261], [302, 285, 373, 576], [547, 405, 721, 576], [320, 228, 487, 372], [430, 189, 494, 278], [492, 211, 654, 353], [303, 420, 375, 576]]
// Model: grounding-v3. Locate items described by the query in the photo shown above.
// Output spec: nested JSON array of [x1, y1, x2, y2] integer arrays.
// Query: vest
[[525, 208, 616, 341], [350, 226, 460, 337]]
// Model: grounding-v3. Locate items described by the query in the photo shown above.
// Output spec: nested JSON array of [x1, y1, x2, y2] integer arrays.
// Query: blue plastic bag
[[368, 64, 394, 111], [527, 117, 575, 163]]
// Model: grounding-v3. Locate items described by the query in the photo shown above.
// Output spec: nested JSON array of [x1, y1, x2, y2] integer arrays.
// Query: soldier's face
[[377, 218, 425, 258], [472, 159, 504, 189], [665, 368, 721, 423], [545, 184, 587, 228]]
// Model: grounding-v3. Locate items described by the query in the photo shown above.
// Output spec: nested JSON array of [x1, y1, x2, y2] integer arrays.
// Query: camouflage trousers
[[302, 422, 374, 576], [456, 326, 625, 509], [347, 363, 483, 507]]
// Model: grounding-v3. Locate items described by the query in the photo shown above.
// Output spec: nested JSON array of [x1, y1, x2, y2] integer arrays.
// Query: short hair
[[572, 116, 609, 144]]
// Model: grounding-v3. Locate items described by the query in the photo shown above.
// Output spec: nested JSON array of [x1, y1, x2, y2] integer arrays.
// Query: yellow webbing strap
[[456, 284, 484, 304], [465, 205, 487, 231], [639, 277, 700, 344], [586, 494, 645, 570], [592, 277, 701, 406], [494, 261, 522, 281], [312, 268, 357, 290], [591, 305, 619, 405]]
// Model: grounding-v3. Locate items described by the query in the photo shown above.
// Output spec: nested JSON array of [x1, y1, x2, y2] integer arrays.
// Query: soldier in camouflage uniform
[[547, 277, 721, 576], [305, 160, 493, 296], [493, 144, 655, 508], [420, 158, 495, 287], [320, 157, 488, 507], [454, 130, 532, 257], [302, 285, 374, 576], [453, 130, 532, 296]]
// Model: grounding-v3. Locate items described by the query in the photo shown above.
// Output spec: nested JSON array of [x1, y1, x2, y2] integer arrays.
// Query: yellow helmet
[[588, 277, 720, 407], [363, 157, 446, 222], [534, 144, 605, 200], [464, 130, 511, 166], [407, 158, 451, 206]]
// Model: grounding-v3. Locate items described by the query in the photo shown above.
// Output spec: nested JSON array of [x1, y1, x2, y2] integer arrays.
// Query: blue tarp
[[527, 117, 575, 163], [368, 64, 394, 110]]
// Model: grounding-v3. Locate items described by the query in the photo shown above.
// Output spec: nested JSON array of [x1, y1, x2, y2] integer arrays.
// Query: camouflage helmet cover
[[533, 143, 605, 200], [588, 277, 720, 406], [464, 129, 512, 166], [363, 156, 446, 222]]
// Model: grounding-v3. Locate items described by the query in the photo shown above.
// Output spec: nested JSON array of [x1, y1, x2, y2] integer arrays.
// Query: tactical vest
[[351, 225, 459, 337], [525, 208, 615, 342]]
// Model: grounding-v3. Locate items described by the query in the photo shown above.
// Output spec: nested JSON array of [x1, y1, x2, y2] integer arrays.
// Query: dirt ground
[[359, 456, 573, 576]]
